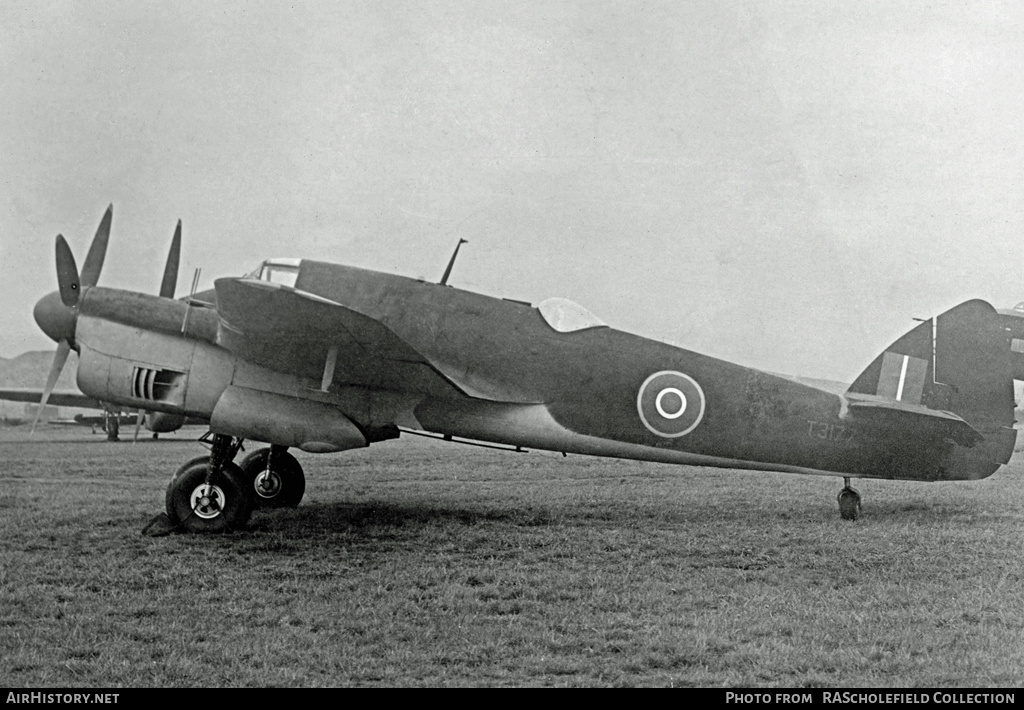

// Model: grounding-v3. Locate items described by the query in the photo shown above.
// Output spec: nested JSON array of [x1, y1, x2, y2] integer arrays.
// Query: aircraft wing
[[213, 278, 472, 398], [0, 388, 103, 409], [844, 393, 983, 447]]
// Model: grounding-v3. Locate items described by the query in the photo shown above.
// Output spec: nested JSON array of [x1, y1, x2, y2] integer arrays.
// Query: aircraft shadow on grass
[[168, 500, 553, 538], [18, 204, 1024, 530]]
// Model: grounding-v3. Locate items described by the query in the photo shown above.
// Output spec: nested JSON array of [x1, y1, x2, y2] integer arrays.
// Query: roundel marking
[[655, 387, 687, 419], [637, 370, 705, 438]]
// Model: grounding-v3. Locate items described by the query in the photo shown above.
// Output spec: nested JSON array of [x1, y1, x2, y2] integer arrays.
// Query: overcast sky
[[2, 1, 1022, 382]]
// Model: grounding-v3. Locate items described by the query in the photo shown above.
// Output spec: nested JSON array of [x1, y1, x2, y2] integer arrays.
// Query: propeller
[[80, 205, 111, 289], [32, 205, 183, 436], [55, 236, 80, 307], [137, 220, 183, 438], [31, 340, 71, 434], [31, 205, 112, 433], [133, 408, 145, 444], [160, 220, 181, 299]]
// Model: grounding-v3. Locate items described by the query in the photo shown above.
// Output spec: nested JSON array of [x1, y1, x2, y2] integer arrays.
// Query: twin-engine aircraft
[[29, 205, 1018, 531]]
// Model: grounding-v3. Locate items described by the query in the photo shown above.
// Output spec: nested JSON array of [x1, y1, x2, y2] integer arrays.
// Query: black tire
[[239, 447, 305, 508], [837, 486, 862, 521], [165, 457, 254, 533], [106, 415, 120, 441]]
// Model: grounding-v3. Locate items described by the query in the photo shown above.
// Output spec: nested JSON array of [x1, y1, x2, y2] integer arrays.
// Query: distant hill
[[0, 350, 79, 389]]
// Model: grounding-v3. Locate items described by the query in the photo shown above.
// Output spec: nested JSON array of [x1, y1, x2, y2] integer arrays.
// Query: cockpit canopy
[[245, 258, 301, 288], [537, 297, 607, 333]]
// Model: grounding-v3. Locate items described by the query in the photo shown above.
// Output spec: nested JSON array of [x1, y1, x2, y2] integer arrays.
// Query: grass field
[[1, 426, 1022, 687]]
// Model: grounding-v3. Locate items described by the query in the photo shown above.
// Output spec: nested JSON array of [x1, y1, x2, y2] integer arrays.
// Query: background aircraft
[[50, 411, 136, 436], [27, 205, 1018, 532], [997, 303, 1024, 383], [0, 386, 197, 440]]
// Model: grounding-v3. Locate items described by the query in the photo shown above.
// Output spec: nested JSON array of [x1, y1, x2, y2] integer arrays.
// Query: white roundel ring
[[655, 387, 687, 419], [637, 371, 706, 437]]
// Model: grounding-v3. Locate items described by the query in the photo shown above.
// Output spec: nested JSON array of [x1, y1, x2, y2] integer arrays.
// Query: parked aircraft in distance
[[0, 386, 197, 440], [28, 205, 1018, 531], [49, 411, 136, 436]]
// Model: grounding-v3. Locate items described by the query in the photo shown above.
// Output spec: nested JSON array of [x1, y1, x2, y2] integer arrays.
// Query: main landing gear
[[239, 444, 305, 509], [163, 434, 306, 533], [104, 411, 120, 442], [837, 477, 862, 521]]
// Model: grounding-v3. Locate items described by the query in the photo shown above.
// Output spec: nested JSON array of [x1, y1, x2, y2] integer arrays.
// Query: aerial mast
[[439, 238, 468, 286]]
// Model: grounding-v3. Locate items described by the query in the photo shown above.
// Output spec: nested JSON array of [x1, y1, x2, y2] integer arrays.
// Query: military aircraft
[[996, 302, 1024, 381], [29, 205, 1017, 532], [50, 411, 136, 436], [0, 388, 113, 433], [0, 386, 195, 440]]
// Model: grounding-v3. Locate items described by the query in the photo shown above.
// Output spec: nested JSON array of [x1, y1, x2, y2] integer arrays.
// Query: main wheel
[[837, 486, 862, 521], [165, 457, 254, 533], [239, 447, 305, 508]]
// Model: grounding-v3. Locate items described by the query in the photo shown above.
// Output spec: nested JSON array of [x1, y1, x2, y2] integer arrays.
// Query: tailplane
[[846, 299, 1016, 477]]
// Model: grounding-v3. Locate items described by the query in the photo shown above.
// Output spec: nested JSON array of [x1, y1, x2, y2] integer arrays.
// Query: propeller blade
[[55, 236, 81, 307], [159, 221, 181, 299], [133, 409, 145, 444], [80, 204, 112, 288], [31, 340, 71, 435]]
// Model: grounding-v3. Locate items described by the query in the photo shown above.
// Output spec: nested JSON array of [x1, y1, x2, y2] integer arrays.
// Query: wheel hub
[[253, 469, 282, 499], [189, 483, 226, 519]]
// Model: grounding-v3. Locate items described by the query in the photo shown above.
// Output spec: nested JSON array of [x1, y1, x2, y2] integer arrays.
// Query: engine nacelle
[[74, 315, 367, 451], [210, 385, 367, 453], [75, 316, 234, 419], [144, 412, 186, 432]]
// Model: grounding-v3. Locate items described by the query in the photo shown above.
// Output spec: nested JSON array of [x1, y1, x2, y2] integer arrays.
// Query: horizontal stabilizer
[[845, 392, 982, 447]]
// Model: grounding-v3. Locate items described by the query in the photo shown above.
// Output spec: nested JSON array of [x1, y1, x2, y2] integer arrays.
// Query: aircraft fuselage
[[62, 261, 1005, 482]]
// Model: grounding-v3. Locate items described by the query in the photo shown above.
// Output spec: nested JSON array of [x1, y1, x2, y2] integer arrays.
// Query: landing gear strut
[[104, 411, 120, 442], [164, 434, 253, 533], [239, 445, 305, 508], [837, 477, 861, 521]]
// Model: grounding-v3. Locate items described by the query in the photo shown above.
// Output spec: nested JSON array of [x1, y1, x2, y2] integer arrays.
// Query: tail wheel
[[837, 486, 862, 521], [239, 447, 305, 508], [165, 457, 253, 533]]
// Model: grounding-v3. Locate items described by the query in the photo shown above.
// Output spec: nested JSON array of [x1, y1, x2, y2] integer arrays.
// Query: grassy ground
[[1, 426, 1022, 687]]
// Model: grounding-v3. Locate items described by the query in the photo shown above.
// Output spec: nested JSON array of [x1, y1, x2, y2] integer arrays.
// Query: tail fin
[[847, 299, 1016, 475], [996, 303, 1024, 380]]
